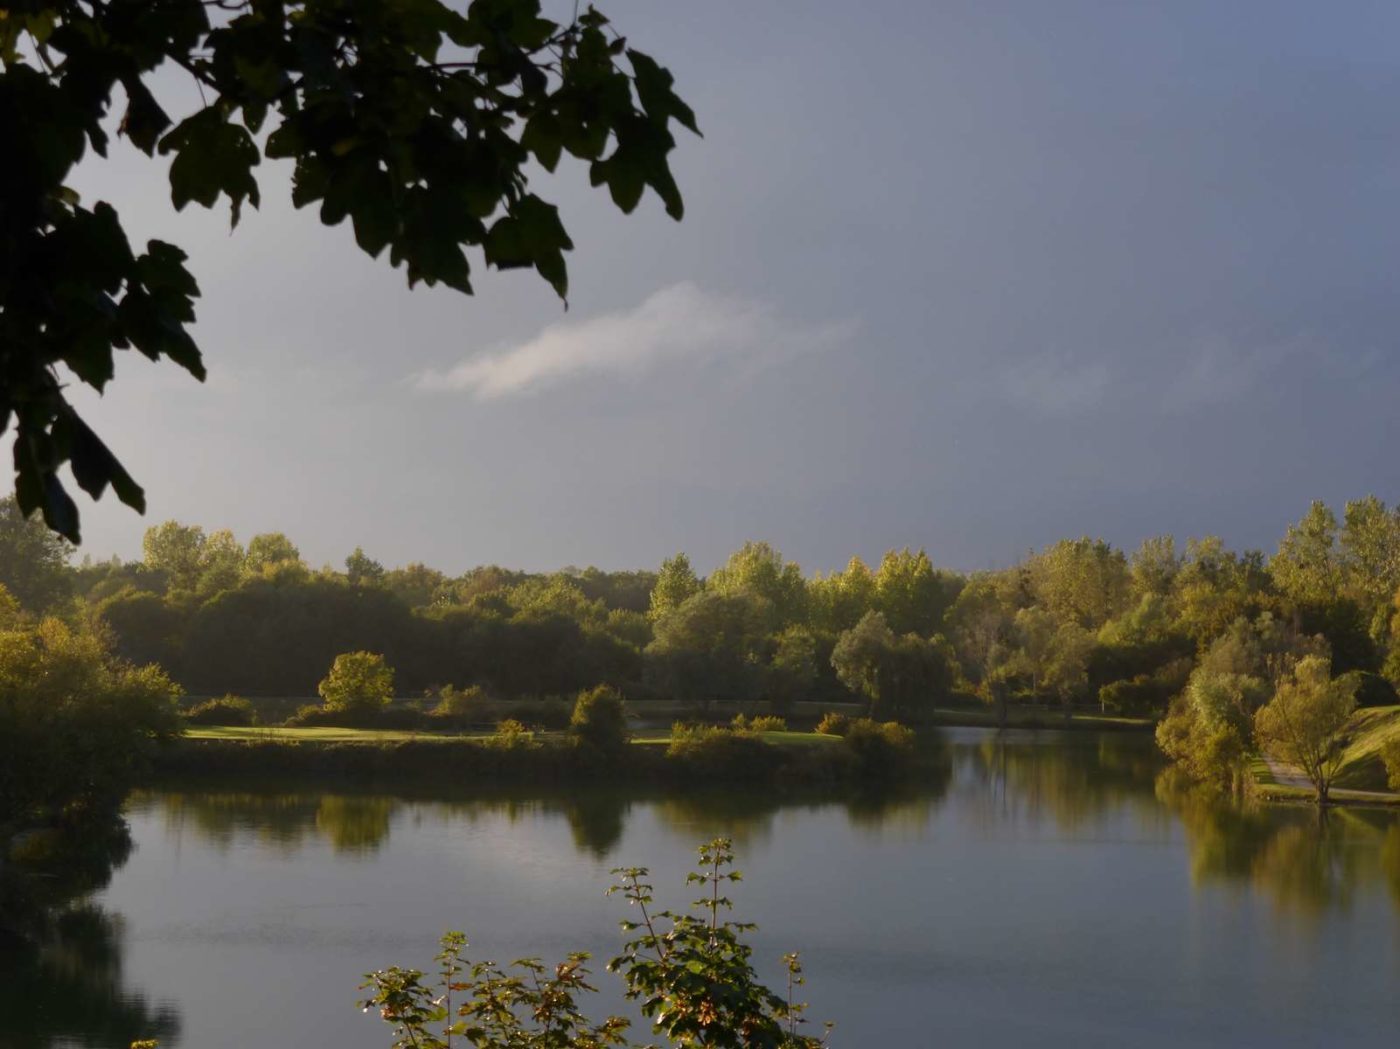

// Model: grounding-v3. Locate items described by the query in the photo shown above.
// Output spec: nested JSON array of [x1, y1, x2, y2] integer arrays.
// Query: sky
[[44, 0, 1400, 575]]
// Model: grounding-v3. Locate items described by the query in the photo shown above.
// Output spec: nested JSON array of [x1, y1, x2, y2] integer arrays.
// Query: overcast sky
[[48, 1, 1400, 574]]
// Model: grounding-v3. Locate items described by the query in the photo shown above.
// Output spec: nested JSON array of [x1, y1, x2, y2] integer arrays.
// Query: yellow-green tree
[[1253, 656, 1358, 804], [648, 553, 704, 622], [318, 651, 395, 715]]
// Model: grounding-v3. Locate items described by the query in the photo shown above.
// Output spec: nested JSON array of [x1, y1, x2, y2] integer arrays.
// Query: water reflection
[[139, 775, 958, 859], [1156, 768, 1400, 917], [0, 820, 179, 1048], [7, 730, 1396, 1049], [133, 732, 1400, 916], [958, 729, 1169, 832]]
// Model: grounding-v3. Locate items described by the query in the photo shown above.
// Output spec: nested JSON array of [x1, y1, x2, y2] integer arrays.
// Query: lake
[[7, 728, 1400, 1048]]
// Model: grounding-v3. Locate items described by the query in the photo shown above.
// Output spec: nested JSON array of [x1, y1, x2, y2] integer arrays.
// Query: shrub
[[487, 718, 536, 750], [840, 718, 916, 777], [285, 703, 344, 727], [1338, 670, 1399, 709], [815, 712, 850, 736], [362, 839, 829, 1048], [731, 713, 786, 733], [570, 684, 629, 750], [283, 703, 428, 730], [666, 723, 776, 779], [431, 684, 488, 723], [1154, 697, 1246, 792], [317, 651, 394, 715], [184, 695, 256, 726]]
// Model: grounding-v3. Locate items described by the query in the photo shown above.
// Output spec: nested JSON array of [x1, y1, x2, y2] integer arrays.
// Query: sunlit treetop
[[0, 0, 698, 541]]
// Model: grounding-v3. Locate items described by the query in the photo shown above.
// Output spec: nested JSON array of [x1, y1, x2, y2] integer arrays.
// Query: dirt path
[[1263, 756, 1313, 790], [1263, 756, 1400, 804]]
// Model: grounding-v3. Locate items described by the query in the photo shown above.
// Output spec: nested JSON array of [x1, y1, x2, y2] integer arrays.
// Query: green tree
[[196, 528, 246, 595], [873, 547, 960, 636], [385, 562, 447, 608], [0, 494, 72, 611], [570, 683, 629, 751], [141, 520, 206, 593], [1173, 537, 1273, 646], [644, 591, 768, 712], [707, 541, 808, 630], [648, 553, 703, 622], [830, 610, 952, 722], [1271, 501, 1341, 609], [1026, 537, 1130, 629], [245, 532, 301, 574], [1129, 535, 1180, 601], [946, 571, 1023, 722], [767, 626, 819, 715], [1338, 496, 1400, 615], [318, 650, 395, 715], [2, 1, 697, 542], [0, 617, 181, 828], [1254, 655, 1359, 804], [345, 547, 386, 587], [808, 556, 877, 633]]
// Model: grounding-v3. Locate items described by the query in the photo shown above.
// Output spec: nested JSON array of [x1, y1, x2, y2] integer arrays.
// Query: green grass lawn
[[619, 730, 840, 747], [183, 725, 488, 743], [185, 725, 841, 747], [1333, 705, 1400, 790], [927, 706, 1152, 729]]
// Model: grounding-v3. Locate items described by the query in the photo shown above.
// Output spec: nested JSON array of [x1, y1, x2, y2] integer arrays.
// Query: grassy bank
[[1333, 705, 1400, 790], [154, 724, 931, 792], [925, 707, 1152, 732], [1249, 704, 1400, 806]]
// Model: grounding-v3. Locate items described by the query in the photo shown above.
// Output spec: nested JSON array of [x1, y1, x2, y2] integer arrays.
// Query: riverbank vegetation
[[8, 492, 1400, 914], [11, 496, 1400, 730], [152, 712, 934, 791]]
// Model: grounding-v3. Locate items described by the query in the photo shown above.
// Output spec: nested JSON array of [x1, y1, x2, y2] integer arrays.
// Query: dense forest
[[5, 495, 1399, 733]]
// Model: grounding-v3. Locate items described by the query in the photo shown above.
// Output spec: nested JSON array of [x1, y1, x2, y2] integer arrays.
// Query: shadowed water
[[8, 728, 1400, 1048]]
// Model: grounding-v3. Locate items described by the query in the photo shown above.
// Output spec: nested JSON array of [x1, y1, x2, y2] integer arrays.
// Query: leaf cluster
[[1, 0, 697, 540]]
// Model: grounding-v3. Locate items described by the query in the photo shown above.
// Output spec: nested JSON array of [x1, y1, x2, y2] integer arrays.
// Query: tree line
[[5, 495, 1400, 739]]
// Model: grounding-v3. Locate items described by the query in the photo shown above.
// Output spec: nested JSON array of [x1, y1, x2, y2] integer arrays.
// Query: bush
[[427, 688, 570, 730], [731, 713, 787, 733], [283, 703, 428, 730], [1382, 740, 1400, 792], [362, 839, 829, 1048], [184, 695, 256, 726], [570, 684, 629, 750], [815, 712, 851, 736], [317, 651, 394, 715], [1338, 670, 1399, 709], [840, 718, 916, 777], [666, 723, 777, 779], [1154, 697, 1247, 792], [431, 684, 488, 723], [486, 718, 536, 750]]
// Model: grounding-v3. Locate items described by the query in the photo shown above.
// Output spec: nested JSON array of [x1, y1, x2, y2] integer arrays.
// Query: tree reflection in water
[[0, 818, 179, 1048], [143, 730, 1400, 927], [1156, 767, 1400, 916]]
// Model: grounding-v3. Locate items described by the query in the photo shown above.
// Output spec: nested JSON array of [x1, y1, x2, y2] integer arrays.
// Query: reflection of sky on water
[[19, 729, 1397, 1049]]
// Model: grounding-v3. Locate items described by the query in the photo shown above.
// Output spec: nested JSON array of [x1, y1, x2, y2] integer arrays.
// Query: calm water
[[8, 729, 1400, 1048]]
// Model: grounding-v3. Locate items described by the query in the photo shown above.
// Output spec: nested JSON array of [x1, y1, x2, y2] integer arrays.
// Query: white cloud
[[997, 355, 1112, 416], [1160, 333, 1323, 411], [1161, 334, 1270, 410], [412, 282, 854, 399]]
